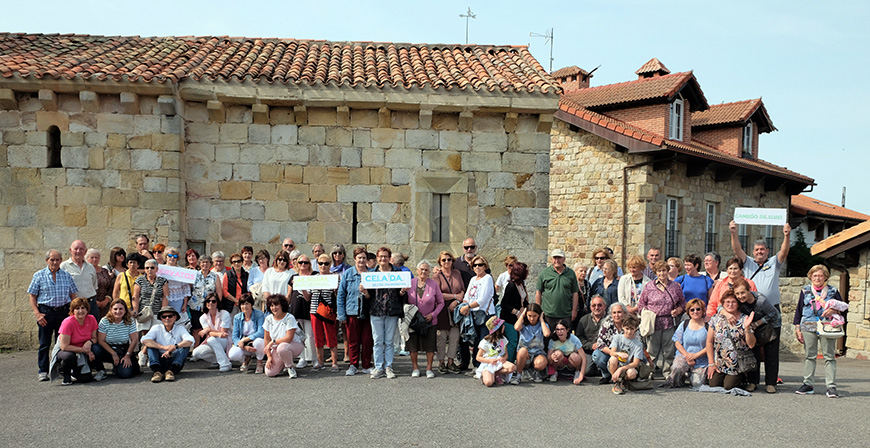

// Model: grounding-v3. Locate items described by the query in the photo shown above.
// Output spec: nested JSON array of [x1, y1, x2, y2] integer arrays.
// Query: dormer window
[[742, 122, 753, 158], [669, 98, 683, 140]]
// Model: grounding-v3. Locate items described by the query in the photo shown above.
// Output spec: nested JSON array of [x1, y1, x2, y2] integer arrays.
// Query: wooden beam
[[714, 167, 739, 182], [741, 174, 763, 188], [686, 160, 711, 178]]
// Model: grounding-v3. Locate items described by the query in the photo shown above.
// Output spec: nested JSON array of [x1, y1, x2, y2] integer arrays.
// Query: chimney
[[635, 58, 670, 80], [552, 66, 592, 93]]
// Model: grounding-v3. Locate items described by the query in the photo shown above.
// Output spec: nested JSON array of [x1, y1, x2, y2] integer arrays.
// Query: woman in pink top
[[56, 297, 101, 385], [406, 260, 445, 379], [706, 257, 756, 317]]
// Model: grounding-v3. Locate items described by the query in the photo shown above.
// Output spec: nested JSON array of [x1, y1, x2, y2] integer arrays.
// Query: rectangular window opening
[[738, 223, 749, 250], [431, 194, 450, 243], [665, 198, 679, 258], [705, 203, 717, 253], [351, 202, 358, 244], [669, 99, 683, 141]]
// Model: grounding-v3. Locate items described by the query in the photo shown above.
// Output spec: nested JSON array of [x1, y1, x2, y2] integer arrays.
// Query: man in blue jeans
[[141, 306, 194, 382]]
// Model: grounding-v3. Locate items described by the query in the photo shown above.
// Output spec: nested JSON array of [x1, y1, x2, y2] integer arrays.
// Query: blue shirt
[[743, 256, 783, 306], [672, 321, 709, 368], [675, 274, 714, 304], [28, 267, 78, 306]]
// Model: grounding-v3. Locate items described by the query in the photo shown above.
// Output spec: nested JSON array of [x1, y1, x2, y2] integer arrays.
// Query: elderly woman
[[460, 255, 496, 369], [107, 247, 127, 276], [434, 251, 465, 374], [261, 250, 292, 306], [241, 246, 255, 272], [587, 247, 610, 286], [499, 262, 529, 363], [93, 299, 139, 380], [664, 298, 709, 388], [288, 254, 317, 369], [211, 251, 228, 282], [287, 250, 301, 273], [87, 248, 115, 319], [675, 254, 714, 305], [247, 249, 271, 289], [705, 289, 756, 390], [573, 262, 591, 317], [132, 259, 170, 368], [337, 247, 374, 376], [222, 252, 247, 313], [702, 251, 723, 282], [162, 247, 190, 327], [191, 292, 233, 372], [311, 254, 340, 372], [706, 258, 756, 317], [495, 255, 518, 295], [794, 265, 848, 398], [185, 249, 200, 270], [190, 255, 223, 347], [229, 293, 266, 373], [406, 260, 445, 378], [591, 259, 620, 307], [618, 255, 650, 315], [113, 253, 143, 310], [362, 247, 407, 379], [329, 244, 352, 274], [667, 257, 683, 281], [732, 277, 781, 393], [590, 303, 629, 383], [637, 260, 685, 379], [55, 297, 101, 385], [263, 294, 305, 378]]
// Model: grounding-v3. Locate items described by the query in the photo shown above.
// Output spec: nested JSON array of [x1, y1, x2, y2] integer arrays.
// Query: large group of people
[[26, 222, 848, 397]]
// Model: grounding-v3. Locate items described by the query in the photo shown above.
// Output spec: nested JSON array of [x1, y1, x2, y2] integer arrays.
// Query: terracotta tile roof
[[635, 58, 670, 76], [556, 99, 813, 185], [551, 65, 589, 78], [792, 194, 870, 221], [691, 98, 776, 132], [561, 71, 708, 111], [0, 33, 560, 94], [811, 219, 870, 257]]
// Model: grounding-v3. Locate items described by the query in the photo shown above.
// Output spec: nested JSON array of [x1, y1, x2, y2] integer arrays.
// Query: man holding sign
[[729, 219, 790, 310]]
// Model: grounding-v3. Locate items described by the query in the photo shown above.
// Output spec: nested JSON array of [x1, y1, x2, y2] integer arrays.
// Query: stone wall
[[844, 249, 870, 359]]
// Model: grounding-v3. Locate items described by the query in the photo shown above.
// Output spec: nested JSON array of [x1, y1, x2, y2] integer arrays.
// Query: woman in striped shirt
[[92, 299, 139, 379]]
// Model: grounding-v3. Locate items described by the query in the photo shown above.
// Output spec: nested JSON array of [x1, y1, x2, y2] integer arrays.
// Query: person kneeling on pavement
[[141, 306, 194, 383], [608, 312, 645, 395]]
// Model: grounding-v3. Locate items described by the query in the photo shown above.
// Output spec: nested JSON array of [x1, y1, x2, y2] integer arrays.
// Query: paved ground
[[2, 349, 869, 447]]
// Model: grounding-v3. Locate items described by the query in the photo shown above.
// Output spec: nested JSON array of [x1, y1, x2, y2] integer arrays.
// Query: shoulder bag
[[137, 278, 157, 324]]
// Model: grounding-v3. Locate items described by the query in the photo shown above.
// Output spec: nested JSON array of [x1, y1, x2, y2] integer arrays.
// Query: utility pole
[[530, 28, 554, 72], [460, 7, 476, 45]]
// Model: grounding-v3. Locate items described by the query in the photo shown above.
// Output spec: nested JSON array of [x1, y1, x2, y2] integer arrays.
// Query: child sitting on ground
[[514, 304, 550, 384], [476, 316, 517, 387], [547, 319, 586, 385], [608, 313, 645, 395]]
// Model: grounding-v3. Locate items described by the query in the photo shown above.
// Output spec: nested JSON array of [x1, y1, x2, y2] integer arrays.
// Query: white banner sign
[[361, 271, 412, 289], [733, 207, 787, 226], [293, 274, 339, 291], [157, 265, 197, 284]]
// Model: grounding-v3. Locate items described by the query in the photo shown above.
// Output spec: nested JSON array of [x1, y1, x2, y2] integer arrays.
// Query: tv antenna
[[530, 28, 554, 72], [460, 7, 476, 45]]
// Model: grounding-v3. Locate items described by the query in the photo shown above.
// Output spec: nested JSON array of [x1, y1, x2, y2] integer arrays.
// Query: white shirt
[[464, 275, 496, 315], [142, 323, 195, 346], [495, 271, 510, 291], [60, 258, 98, 298], [263, 313, 301, 344], [199, 310, 232, 331], [261, 268, 292, 295]]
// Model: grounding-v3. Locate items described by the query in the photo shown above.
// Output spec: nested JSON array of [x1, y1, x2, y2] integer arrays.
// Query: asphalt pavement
[[2, 349, 869, 447]]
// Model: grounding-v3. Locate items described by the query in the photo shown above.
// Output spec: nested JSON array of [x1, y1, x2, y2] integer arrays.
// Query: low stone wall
[[778, 277, 807, 356]]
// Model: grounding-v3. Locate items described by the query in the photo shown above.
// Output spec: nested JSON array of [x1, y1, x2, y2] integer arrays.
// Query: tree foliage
[[787, 227, 824, 277]]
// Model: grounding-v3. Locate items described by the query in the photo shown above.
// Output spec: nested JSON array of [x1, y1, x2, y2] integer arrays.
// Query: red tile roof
[[792, 194, 870, 221], [635, 58, 670, 76], [561, 71, 708, 111], [551, 65, 589, 78], [0, 33, 560, 94], [691, 99, 776, 132], [557, 99, 813, 185]]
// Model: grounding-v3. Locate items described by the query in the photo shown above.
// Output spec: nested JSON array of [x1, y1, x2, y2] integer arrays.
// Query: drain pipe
[[621, 157, 667, 266]]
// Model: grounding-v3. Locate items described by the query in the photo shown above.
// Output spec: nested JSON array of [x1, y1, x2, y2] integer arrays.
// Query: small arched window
[[47, 126, 62, 168]]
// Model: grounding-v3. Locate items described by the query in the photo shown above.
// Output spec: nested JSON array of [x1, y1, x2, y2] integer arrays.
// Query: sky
[[2, 0, 867, 214]]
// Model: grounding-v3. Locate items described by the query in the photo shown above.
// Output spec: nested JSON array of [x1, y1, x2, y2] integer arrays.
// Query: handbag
[[728, 321, 757, 374], [753, 323, 778, 346], [816, 320, 844, 338], [136, 279, 157, 324], [639, 309, 656, 337]]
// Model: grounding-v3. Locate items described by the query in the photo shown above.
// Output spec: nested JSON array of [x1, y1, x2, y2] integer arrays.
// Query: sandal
[[330, 364, 340, 373], [254, 360, 264, 374]]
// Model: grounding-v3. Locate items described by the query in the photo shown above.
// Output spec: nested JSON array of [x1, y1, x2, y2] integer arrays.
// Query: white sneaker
[[549, 373, 558, 382], [521, 370, 532, 382], [411, 369, 421, 378], [296, 359, 308, 369], [288, 368, 298, 379], [345, 365, 358, 376], [138, 351, 149, 368], [94, 370, 107, 382], [219, 365, 231, 373], [385, 367, 396, 379], [426, 370, 435, 379], [370, 368, 385, 379], [37, 372, 49, 382], [474, 371, 481, 380], [361, 367, 372, 374]]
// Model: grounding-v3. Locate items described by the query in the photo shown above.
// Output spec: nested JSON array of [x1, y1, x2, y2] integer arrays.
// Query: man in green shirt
[[535, 249, 579, 331]]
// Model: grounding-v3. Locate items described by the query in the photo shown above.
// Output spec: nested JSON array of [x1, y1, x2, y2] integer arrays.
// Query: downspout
[[621, 158, 657, 267]]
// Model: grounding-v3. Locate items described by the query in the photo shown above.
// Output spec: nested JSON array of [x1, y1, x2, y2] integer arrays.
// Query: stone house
[[0, 34, 559, 348], [548, 58, 814, 265], [791, 194, 869, 246], [811, 220, 870, 359]]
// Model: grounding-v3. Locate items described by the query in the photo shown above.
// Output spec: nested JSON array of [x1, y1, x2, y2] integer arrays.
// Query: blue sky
[[3, 0, 867, 213]]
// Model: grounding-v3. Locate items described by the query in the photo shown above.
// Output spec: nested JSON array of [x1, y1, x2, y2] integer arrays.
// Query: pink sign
[[158, 265, 197, 284]]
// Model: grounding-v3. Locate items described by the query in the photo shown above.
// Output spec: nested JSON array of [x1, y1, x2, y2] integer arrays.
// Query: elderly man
[[311, 244, 325, 272], [28, 250, 78, 381], [641, 247, 662, 280], [577, 295, 608, 376], [729, 220, 790, 310], [535, 249, 579, 331], [281, 238, 296, 254], [60, 240, 98, 319], [141, 306, 195, 383], [135, 234, 154, 259], [455, 237, 489, 288]]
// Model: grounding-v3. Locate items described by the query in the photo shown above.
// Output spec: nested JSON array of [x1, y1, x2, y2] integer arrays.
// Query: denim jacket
[[338, 267, 365, 321], [795, 284, 841, 325], [232, 308, 265, 344]]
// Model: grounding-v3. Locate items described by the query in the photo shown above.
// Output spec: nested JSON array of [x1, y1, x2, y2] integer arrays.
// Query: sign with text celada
[[361, 271, 412, 289], [733, 207, 787, 226], [293, 274, 339, 291]]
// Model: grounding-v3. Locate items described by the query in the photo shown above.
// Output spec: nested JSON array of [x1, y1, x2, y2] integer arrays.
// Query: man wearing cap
[[141, 306, 195, 382], [535, 249, 579, 331], [29, 249, 79, 381], [60, 240, 98, 319]]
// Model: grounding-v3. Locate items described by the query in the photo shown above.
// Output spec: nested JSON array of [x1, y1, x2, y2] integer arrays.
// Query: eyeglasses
[[318, 262, 330, 266], [464, 245, 476, 250], [231, 260, 242, 264], [297, 261, 310, 265], [160, 315, 175, 320], [167, 254, 179, 259], [473, 263, 486, 268], [205, 300, 218, 304], [689, 308, 703, 312], [332, 252, 343, 255], [144, 266, 156, 270], [441, 258, 452, 263], [594, 256, 606, 260], [590, 304, 604, 308]]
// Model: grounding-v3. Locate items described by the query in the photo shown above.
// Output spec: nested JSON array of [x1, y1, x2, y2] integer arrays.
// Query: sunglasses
[[689, 308, 703, 312], [297, 261, 310, 265], [318, 262, 330, 266], [594, 256, 607, 260], [464, 245, 476, 250], [473, 263, 486, 268], [154, 250, 163, 254], [441, 258, 452, 262], [276, 258, 287, 262], [231, 260, 242, 263], [144, 266, 156, 270], [284, 244, 295, 248], [205, 300, 218, 304], [167, 254, 179, 259], [160, 315, 175, 320]]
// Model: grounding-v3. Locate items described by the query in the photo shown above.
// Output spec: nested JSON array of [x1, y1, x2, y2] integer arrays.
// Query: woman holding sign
[[288, 255, 317, 370], [364, 247, 407, 379], [311, 254, 340, 372], [337, 247, 374, 376]]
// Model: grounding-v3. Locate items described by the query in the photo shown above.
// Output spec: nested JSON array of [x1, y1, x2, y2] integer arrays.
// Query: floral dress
[[191, 271, 219, 312], [709, 313, 750, 375]]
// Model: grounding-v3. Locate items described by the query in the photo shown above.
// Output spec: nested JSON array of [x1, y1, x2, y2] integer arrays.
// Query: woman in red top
[[56, 297, 101, 385]]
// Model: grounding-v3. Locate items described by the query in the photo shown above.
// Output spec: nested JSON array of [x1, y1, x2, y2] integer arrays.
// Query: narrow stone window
[[705, 203, 717, 253], [47, 125, 62, 168], [669, 98, 683, 141], [738, 223, 749, 250], [742, 122, 754, 159], [431, 193, 450, 243], [665, 197, 679, 258], [351, 202, 358, 244]]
